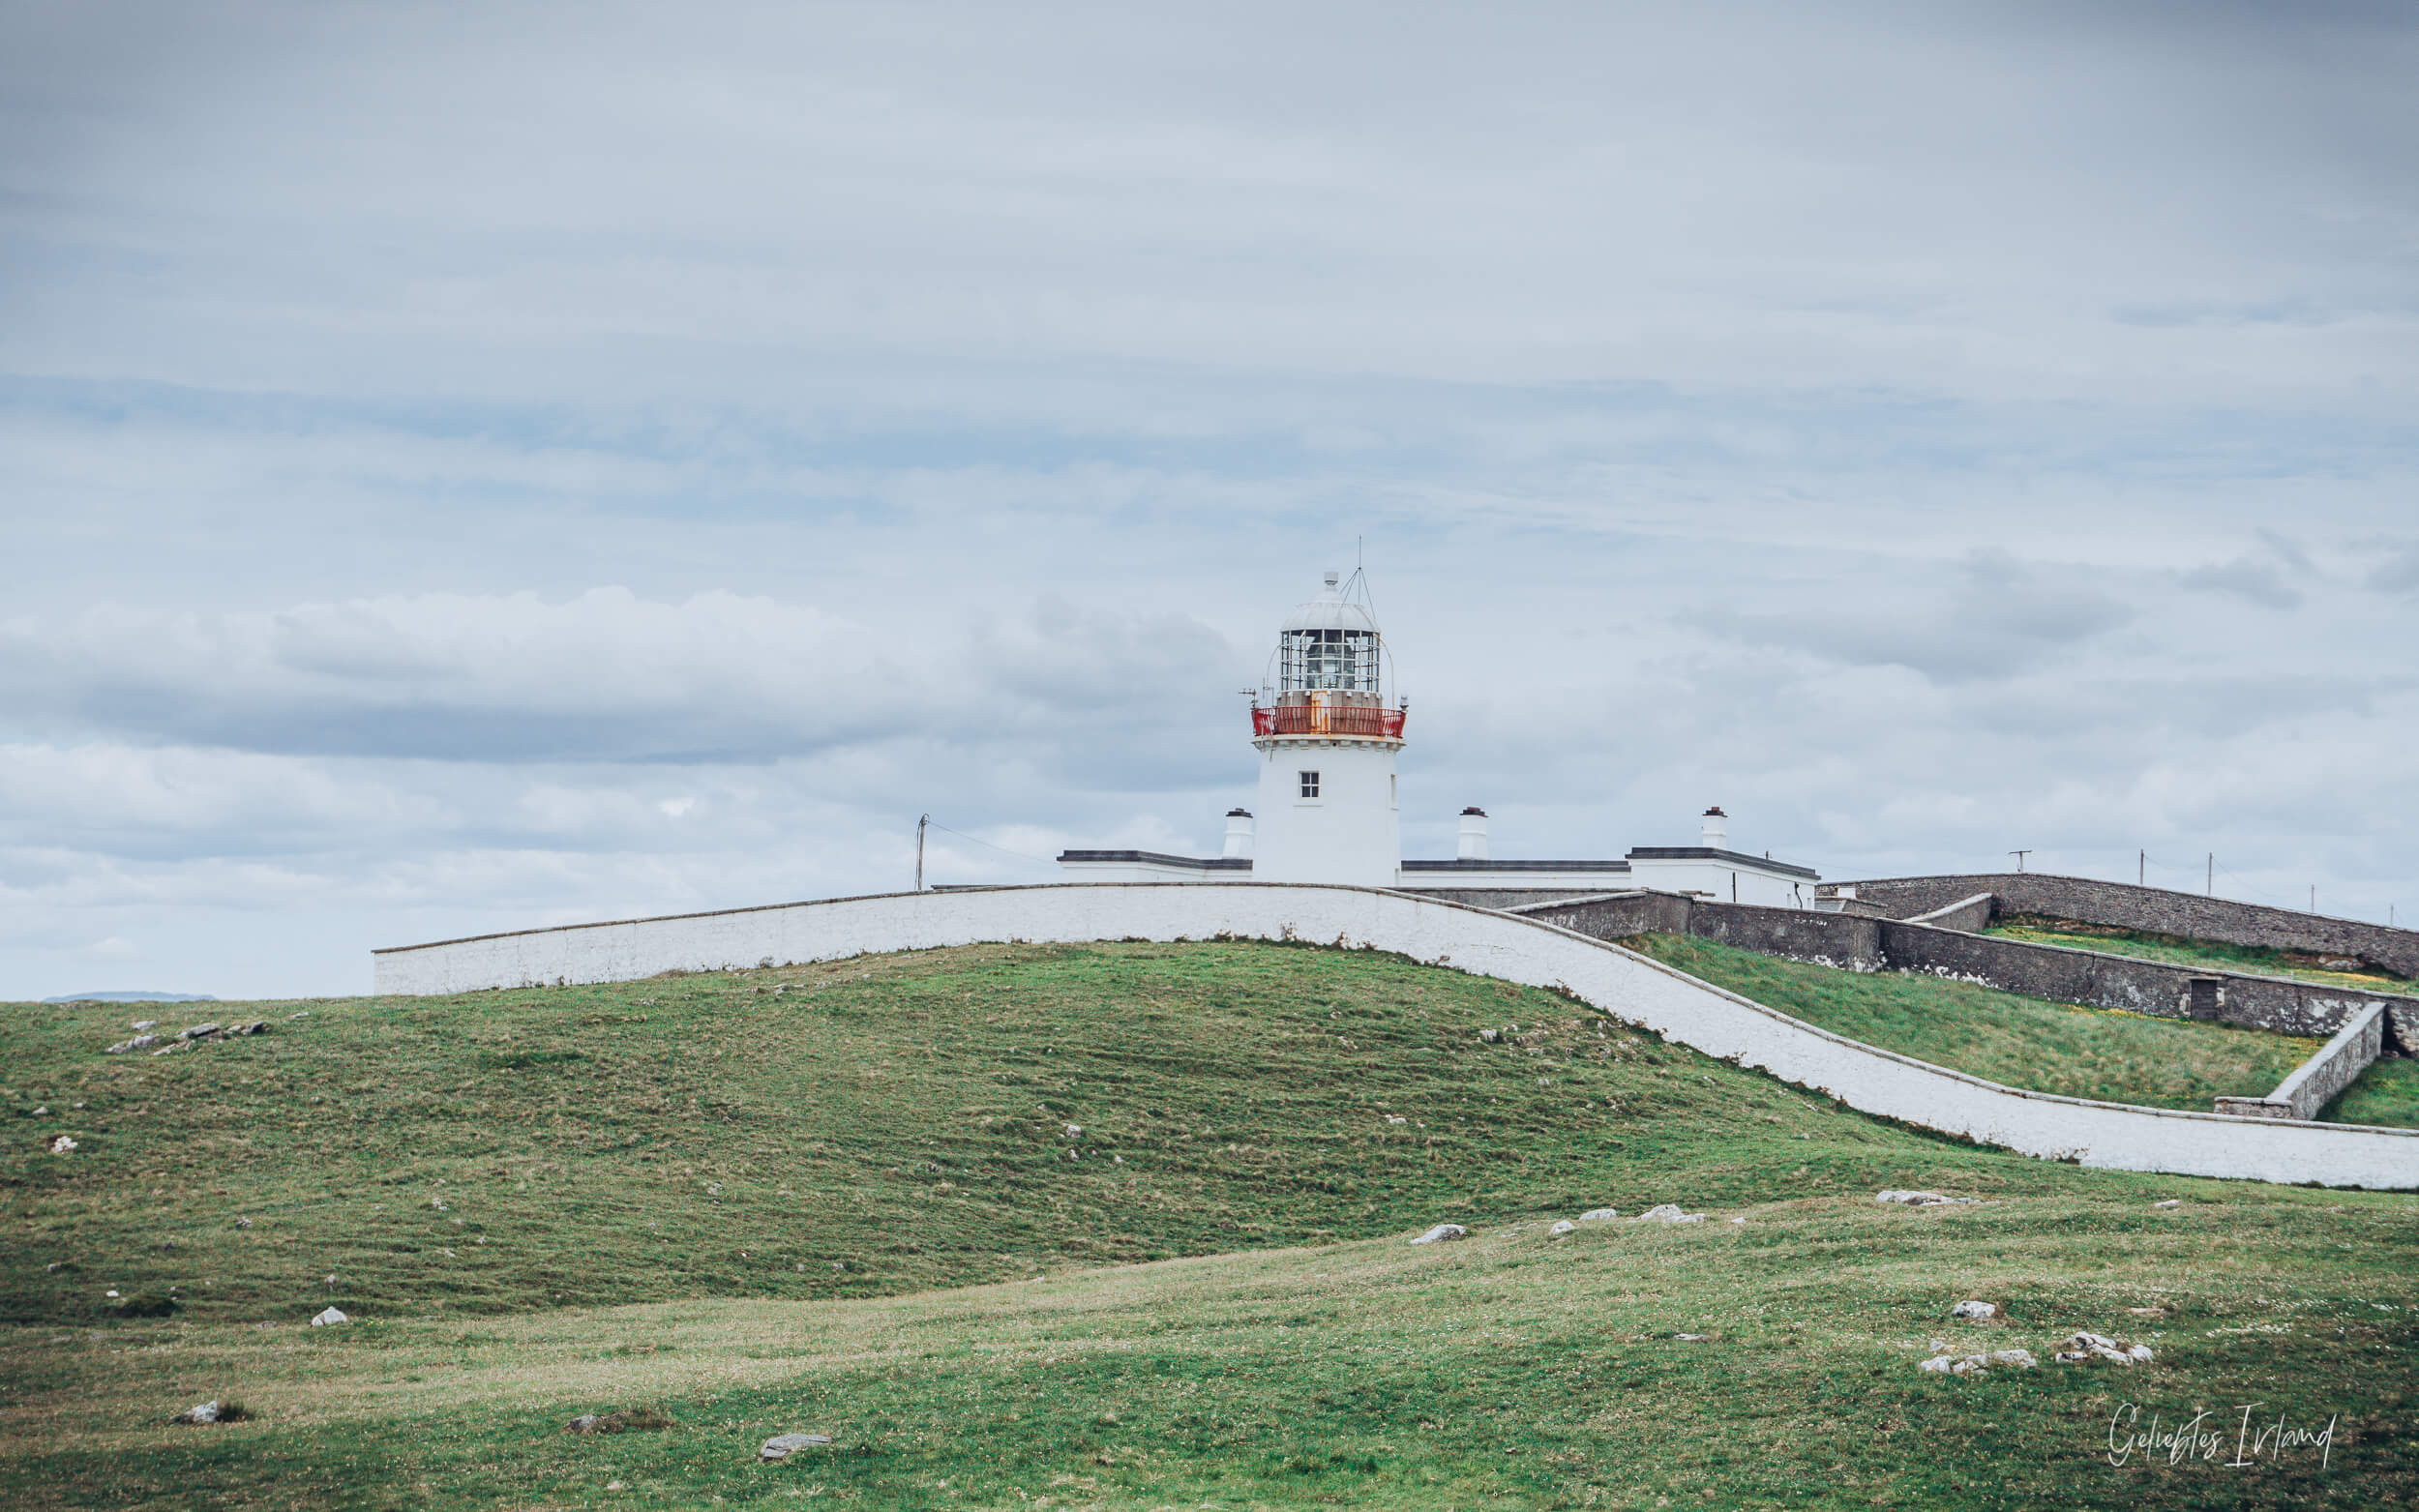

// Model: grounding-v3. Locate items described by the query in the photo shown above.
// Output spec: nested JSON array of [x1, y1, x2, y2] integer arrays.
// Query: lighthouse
[[1053, 567, 1821, 904], [1245, 571, 1406, 886]]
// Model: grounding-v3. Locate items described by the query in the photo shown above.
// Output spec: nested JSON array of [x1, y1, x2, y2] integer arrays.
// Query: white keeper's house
[[1057, 571, 1823, 906]]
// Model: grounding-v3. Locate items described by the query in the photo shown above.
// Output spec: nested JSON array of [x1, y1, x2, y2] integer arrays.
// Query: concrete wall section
[[1837, 873, 2419, 978], [1906, 893, 1996, 933], [373, 883, 2419, 1190], [2270, 1004, 2387, 1121]]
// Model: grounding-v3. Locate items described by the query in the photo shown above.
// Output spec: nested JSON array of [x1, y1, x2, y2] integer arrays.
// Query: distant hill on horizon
[[37, 991, 216, 1004]]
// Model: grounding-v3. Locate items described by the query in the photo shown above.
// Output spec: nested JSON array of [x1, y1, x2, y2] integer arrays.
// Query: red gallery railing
[[1250, 703, 1407, 739]]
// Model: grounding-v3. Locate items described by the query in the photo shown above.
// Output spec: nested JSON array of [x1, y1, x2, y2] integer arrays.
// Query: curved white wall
[[373, 883, 2419, 1191]]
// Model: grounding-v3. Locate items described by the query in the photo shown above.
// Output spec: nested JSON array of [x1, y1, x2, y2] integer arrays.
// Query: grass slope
[[1621, 934, 2326, 1112], [2327, 1057, 2419, 1129], [5, 941, 2413, 1510], [4, 1185, 2412, 1509], [6, 940, 2101, 1329], [1986, 915, 2408, 993]]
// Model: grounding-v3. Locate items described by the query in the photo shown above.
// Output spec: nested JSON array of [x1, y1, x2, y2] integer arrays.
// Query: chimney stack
[[1222, 808, 1255, 859], [1458, 807, 1489, 861], [1701, 806, 1728, 851]]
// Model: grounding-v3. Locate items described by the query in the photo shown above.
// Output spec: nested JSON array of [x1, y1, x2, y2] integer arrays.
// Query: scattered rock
[[1923, 1348, 2035, 1378], [573, 1406, 673, 1433], [1674, 1333, 1711, 1342], [1950, 1300, 1998, 1320], [322, 1273, 339, 1289], [47, 1135, 76, 1154], [105, 1035, 159, 1054], [177, 1023, 224, 1041], [32, 1107, 46, 1115], [1875, 1190, 1977, 1207], [1062, 1124, 1082, 1137], [311, 1307, 348, 1326], [2151, 1199, 2182, 1208], [759, 1432, 832, 1462], [1386, 1114, 1408, 1125], [1408, 1223, 1467, 1245], [1577, 1207, 1619, 1222], [1727, 1217, 1746, 1226], [1478, 1028, 1501, 1044], [1635, 1204, 1703, 1225], [234, 1216, 253, 1230], [169, 1400, 247, 1425], [131, 1020, 156, 1031], [1548, 1220, 1577, 1236], [2054, 1330, 2149, 1366], [150, 1042, 185, 1055], [2322, 958, 2364, 972]]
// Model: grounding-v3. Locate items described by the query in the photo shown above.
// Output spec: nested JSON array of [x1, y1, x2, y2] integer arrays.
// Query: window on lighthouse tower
[[1299, 771, 1321, 798]]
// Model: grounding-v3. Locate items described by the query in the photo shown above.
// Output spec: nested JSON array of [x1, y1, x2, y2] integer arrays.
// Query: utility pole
[[2138, 849, 2144, 886], [2311, 885, 2316, 914], [2207, 853, 2213, 897], [2010, 850, 2030, 874], [914, 814, 929, 892]]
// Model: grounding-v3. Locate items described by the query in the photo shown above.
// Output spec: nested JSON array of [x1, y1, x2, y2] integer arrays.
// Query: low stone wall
[[1836, 873, 2419, 978], [1522, 892, 2419, 1050], [2272, 1004, 2386, 1120], [372, 882, 2419, 1188], [1413, 887, 1615, 911], [1906, 892, 1995, 933]]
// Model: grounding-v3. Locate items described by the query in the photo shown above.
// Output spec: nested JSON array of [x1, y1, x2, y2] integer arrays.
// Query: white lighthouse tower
[[1246, 571, 1406, 886]]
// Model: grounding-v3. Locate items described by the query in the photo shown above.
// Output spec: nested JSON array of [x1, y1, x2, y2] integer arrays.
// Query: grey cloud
[[0, 589, 1244, 770], [1700, 551, 2133, 683]]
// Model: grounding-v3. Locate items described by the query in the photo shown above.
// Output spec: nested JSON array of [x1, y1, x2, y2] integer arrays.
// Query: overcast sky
[[6, 1, 2418, 998]]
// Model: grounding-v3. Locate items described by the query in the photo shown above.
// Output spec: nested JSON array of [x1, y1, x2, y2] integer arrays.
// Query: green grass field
[[3, 941, 2412, 1509], [1984, 915, 2408, 993], [1617, 934, 2346, 1115], [2327, 1057, 2419, 1130]]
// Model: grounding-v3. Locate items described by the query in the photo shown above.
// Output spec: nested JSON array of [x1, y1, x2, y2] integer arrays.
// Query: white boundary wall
[[373, 883, 2419, 1191]]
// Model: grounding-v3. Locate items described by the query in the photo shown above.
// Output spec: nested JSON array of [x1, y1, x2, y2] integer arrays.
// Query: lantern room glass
[[1280, 628, 1379, 696]]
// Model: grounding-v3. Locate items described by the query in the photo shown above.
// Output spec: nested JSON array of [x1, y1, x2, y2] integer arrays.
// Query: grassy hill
[[1621, 933, 2349, 1114], [4, 939, 2093, 1329], [3, 939, 2414, 1509]]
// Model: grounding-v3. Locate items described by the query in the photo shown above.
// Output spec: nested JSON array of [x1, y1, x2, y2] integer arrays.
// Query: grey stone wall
[[2270, 1004, 2387, 1120], [1519, 891, 2418, 1052], [1410, 887, 1619, 911], [1905, 892, 1994, 933], [1834, 873, 2419, 977]]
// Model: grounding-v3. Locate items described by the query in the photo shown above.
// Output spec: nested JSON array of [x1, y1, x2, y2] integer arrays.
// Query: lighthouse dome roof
[[1279, 575, 1379, 635]]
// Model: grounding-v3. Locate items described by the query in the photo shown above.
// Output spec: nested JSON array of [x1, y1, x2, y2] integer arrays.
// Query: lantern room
[[1251, 570, 1406, 744]]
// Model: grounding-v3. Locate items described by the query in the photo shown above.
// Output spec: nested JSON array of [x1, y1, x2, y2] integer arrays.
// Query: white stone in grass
[[1577, 1208, 1618, 1223], [1875, 1190, 1975, 1206], [1636, 1204, 1702, 1224], [1917, 1355, 1955, 1374], [311, 1306, 348, 1326], [170, 1401, 224, 1425], [1408, 1223, 1467, 1245], [1950, 1300, 1998, 1320], [1549, 1220, 1577, 1236], [1386, 1115, 1408, 1125], [2151, 1199, 2182, 1208], [760, 1432, 831, 1461], [1986, 1349, 2038, 1369], [47, 1135, 76, 1154]]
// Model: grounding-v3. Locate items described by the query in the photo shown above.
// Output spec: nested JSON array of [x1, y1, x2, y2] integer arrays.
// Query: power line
[[922, 818, 1060, 869]]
